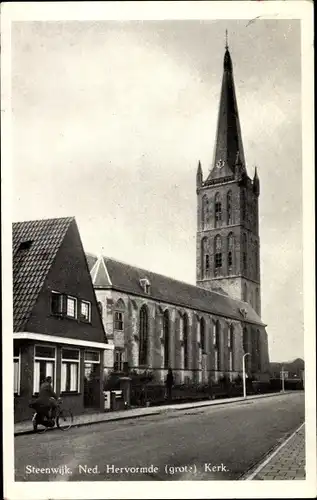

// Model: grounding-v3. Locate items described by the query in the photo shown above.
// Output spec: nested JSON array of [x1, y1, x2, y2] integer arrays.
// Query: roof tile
[[13, 216, 74, 331]]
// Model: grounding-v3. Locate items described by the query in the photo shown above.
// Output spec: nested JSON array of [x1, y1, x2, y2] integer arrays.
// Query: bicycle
[[31, 398, 73, 432]]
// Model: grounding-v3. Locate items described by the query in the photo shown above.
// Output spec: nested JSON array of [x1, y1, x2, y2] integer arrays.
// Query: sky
[[11, 19, 303, 363]]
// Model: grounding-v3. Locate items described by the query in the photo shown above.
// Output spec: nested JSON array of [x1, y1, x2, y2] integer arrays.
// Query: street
[[14, 392, 304, 481]]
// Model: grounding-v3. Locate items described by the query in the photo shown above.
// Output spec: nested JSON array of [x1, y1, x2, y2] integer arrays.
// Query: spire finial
[[225, 29, 228, 50]]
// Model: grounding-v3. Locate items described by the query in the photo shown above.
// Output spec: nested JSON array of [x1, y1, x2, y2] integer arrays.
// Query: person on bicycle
[[37, 376, 58, 419]]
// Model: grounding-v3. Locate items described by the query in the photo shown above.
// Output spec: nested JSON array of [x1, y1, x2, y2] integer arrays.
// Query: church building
[[87, 43, 270, 385]]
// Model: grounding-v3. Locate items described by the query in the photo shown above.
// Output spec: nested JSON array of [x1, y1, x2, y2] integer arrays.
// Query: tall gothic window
[[183, 314, 189, 370], [200, 318, 206, 353], [227, 233, 234, 273], [202, 195, 209, 228], [201, 237, 209, 278], [243, 233, 247, 272], [215, 321, 221, 371], [215, 193, 222, 227], [256, 329, 261, 371], [114, 299, 125, 331], [227, 191, 232, 225], [228, 324, 234, 379], [139, 305, 148, 366], [256, 288, 260, 314], [163, 310, 170, 369], [241, 190, 246, 221], [243, 327, 248, 354], [214, 235, 222, 275], [212, 321, 217, 347], [255, 241, 259, 278]]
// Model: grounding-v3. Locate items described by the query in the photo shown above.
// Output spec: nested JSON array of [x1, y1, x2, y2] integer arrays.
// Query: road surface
[[14, 392, 304, 481]]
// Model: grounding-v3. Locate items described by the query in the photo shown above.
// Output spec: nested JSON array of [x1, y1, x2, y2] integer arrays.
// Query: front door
[[84, 362, 101, 408]]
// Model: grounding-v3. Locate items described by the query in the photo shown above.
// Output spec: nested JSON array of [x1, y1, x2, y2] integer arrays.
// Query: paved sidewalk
[[246, 423, 305, 480], [14, 391, 291, 436]]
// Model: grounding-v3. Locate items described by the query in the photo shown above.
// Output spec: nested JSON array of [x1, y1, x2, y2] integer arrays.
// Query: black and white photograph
[[2, 2, 315, 499]]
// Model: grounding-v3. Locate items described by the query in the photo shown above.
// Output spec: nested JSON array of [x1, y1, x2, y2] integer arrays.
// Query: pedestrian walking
[[165, 368, 174, 401]]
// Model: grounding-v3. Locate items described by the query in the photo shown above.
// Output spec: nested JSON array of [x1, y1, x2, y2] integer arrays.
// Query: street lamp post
[[281, 365, 285, 393], [242, 353, 251, 399]]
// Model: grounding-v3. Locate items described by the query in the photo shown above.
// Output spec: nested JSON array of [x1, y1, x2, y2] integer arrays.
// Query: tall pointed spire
[[253, 166, 260, 196], [196, 160, 203, 188], [207, 42, 246, 181]]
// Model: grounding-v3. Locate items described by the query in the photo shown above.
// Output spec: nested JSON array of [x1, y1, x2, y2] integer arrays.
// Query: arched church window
[[227, 191, 232, 225], [241, 190, 246, 221], [202, 195, 210, 228], [243, 327, 248, 354], [228, 324, 234, 374], [254, 241, 259, 278], [243, 233, 247, 272], [139, 305, 149, 366], [200, 317, 206, 353], [163, 310, 170, 369], [215, 193, 222, 227], [114, 299, 125, 331], [214, 235, 222, 275], [201, 237, 209, 278], [183, 314, 189, 369], [227, 233, 234, 273], [255, 288, 259, 314], [215, 321, 221, 371], [256, 329, 261, 371]]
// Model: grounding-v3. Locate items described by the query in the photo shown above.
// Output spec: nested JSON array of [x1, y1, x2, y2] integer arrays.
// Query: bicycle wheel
[[56, 409, 73, 430]]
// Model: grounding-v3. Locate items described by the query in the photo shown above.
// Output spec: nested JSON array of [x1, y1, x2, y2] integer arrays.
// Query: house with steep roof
[[13, 217, 113, 422]]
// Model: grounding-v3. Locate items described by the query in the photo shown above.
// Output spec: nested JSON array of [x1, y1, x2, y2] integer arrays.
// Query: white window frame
[[14, 347, 21, 395], [114, 311, 124, 331], [80, 300, 91, 322], [33, 344, 57, 395], [228, 328, 231, 348], [84, 350, 100, 364], [66, 296, 77, 319], [61, 347, 80, 393]]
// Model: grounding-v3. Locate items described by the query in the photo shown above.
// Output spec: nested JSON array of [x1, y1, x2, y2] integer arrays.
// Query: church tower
[[196, 41, 261, 316]]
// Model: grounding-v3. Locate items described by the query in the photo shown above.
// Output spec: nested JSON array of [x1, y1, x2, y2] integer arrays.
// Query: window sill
[[61, 392, 81, 396], [50, 313, 78, 321]]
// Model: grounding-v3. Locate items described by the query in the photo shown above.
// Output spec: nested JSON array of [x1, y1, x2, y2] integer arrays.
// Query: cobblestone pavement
[[250, 423, 305, 480]]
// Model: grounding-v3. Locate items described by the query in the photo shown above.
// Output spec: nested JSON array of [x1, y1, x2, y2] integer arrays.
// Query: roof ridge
[[102, 254, 201, 288], [101, 255, 258, 305], [13, 216, 75, 225]]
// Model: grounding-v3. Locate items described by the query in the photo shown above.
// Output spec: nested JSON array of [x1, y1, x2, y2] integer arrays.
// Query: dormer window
[[139, 278, 151, 294]]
